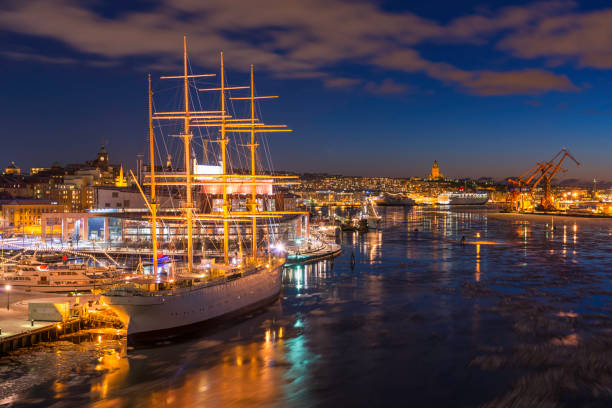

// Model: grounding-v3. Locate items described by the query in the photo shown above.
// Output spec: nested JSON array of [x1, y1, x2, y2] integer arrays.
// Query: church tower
[[96, 145, 109, 164], [428, 160, 444, 180]]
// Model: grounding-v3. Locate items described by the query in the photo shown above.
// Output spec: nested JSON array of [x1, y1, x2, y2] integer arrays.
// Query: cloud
[[372, 50, 578, 95], [0, 51, 76, 65], [0, 0, 592, 96], [446, 1, 576, 40], [323, 77, 362, 89], [498, 8, 612, 69], [457, 69, 578, 95], [364, 79, 409, 95]]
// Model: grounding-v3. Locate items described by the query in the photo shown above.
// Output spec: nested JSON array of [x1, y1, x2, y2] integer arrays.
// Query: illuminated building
[[428, 160, 444, 180], [4, 161, 21, 175], [114, 166, 128, 187], [30, 167, 50, 175], [0, 199, 62, 234]]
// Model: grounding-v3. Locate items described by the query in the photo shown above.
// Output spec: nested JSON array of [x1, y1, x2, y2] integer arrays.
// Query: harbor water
[[3, 206, 612, 407]]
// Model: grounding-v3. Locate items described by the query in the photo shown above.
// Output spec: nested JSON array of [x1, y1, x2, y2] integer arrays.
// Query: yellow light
[[4, 284, 11, 291], [475, 233, 480, 238], [56, 324, 62, 330]]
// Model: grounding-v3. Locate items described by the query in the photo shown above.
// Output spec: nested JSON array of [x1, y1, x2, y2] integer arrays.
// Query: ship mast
[[220, 52, 229, 264], [183, 36, 194, 273], [148, 74, 158, 274], [154, 36, 215, 273], [249, 65, 257, 261], [244, 66, 279, 260], [150, 38, 307, 271]]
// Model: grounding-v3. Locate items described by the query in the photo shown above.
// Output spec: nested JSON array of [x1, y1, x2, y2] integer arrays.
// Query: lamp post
[[5, 284, 11, 311]]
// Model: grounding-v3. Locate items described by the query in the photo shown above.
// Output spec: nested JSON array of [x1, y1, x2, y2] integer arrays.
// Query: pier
[[0, 294, 122, 355]]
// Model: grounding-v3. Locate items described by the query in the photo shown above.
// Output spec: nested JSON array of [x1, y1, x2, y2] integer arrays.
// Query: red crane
[[506, 149, 579, 211]]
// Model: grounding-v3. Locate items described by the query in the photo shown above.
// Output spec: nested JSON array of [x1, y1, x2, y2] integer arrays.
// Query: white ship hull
[[102, 262, 283, 341], [437, 193, 489, 206]]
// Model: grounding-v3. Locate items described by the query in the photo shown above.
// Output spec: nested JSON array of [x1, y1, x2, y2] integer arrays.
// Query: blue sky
[[0, 0, 611, 180]]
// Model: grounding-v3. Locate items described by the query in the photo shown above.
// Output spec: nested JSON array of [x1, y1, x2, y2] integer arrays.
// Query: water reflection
[[7, 207, 612, 407], [475, 243, 480, 282]]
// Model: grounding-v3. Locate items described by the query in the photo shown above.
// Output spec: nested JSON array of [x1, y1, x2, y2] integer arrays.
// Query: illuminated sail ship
[[102, 38, 305, 342]]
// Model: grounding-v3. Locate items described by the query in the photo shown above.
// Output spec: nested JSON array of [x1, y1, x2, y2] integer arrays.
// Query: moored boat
[[0, 261, 121, 293]]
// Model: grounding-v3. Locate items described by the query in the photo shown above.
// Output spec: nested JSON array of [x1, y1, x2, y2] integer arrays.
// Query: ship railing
[[103, 264, 273, 297]]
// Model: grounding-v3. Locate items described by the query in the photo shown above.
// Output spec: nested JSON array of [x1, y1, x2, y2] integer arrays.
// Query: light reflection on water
[[5, 207, 612, 407]]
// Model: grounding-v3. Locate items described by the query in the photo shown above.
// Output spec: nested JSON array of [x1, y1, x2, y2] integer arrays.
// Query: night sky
[[1, 0, 611, 180]]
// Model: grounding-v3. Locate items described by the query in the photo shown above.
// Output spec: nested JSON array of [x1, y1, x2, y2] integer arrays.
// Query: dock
[[286, 241, 342, 265], [0, 293, 122, 355]]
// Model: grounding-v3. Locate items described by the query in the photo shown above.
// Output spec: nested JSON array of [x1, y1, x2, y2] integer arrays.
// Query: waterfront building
[[92, 186, 149, 210], [0, 199, 63, 235]]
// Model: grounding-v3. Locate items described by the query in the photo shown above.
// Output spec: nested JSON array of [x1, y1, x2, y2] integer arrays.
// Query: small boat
[[360, 199, 382, 229]]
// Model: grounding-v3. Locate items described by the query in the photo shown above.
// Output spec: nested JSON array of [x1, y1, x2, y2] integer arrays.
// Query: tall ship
[[437, 192, 489, 205], [102, 38, 304, 342]]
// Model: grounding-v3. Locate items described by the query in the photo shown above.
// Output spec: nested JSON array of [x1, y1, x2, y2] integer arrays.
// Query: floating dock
[[286, 241, 342, 265]]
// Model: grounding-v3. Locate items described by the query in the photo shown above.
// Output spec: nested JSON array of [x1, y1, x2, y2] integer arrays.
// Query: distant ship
[[437, 192, 489, 205], [374, 193, 416, 207]]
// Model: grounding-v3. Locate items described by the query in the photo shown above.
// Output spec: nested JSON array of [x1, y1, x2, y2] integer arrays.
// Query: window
[[112, 192, 119, 198], [105, 203, 111, 208], [123, 200, 130, 208]]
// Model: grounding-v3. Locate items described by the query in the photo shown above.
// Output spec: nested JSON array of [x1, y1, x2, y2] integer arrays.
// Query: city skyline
[[1, 0, 611, 179]]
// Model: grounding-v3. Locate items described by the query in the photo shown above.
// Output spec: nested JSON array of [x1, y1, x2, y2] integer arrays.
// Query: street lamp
[[5, 284, 11, 311]]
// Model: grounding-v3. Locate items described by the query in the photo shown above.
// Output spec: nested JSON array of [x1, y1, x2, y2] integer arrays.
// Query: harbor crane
[[506, 148, 579, 211]]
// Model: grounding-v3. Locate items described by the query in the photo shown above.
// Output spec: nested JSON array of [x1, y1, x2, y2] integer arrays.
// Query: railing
[[104, 262, 277, 297]]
